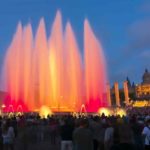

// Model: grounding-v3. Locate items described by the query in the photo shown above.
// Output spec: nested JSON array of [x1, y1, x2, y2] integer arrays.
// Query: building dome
[[142, 69, 150, 84]]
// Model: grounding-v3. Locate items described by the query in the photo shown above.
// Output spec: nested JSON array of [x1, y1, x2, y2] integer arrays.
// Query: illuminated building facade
[[135, 69, 150, 100], [110, 69, 150, 107]]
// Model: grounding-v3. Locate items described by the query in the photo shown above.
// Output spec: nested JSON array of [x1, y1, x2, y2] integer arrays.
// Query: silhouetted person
[[60, 119, 74, 150], [104, 119, 114, 150], [2, 120, 15, 150], [73, 118, 93, 150], [142, 118, 150, 150], [111, 124, 136, 150], [0, 120, 3, 150]]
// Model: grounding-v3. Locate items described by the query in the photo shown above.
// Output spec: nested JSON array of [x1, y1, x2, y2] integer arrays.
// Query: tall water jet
[[1, 11, 108, 112], [33, 18, 49, 108], [22, 24, 33, 109], [64, 22, 83, 111], [3, 23, 29, 111], [84, 19, 107, 112], [49, 11, 65, 110]]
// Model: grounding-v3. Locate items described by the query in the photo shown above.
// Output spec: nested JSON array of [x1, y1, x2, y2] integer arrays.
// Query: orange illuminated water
[[1, 11, 107, 112]]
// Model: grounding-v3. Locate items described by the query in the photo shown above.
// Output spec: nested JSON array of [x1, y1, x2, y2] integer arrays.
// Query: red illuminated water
[[1, 11, 107, 112]]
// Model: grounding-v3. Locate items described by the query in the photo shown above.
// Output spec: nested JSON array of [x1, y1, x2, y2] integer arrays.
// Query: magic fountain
[[1, 11, 107, 113]]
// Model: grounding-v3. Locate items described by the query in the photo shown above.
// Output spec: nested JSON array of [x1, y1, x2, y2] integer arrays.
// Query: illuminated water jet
[[80, 104, 87, 113], [1, 11, 108, 112]]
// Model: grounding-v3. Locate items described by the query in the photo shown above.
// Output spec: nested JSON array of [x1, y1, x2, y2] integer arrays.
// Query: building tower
[[106, 83, 112, 107], [123, 81, 129, 106], [114, 82, 120, 107]]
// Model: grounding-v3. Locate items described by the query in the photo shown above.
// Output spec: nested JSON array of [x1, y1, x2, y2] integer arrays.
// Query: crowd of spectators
[[0, 107, 150, 150]]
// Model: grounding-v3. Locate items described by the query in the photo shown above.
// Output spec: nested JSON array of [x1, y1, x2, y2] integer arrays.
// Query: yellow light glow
[[72, 112, 79, 117], [133, 101, 149, 107], [39, 105, 53, 118], [98, 108, 112, 116], [8, 112, 14, 118], [16, 112, 23, 116], [116, 108, 126, 117]]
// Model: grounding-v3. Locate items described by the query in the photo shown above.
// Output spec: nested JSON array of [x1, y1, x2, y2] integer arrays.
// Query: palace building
[[110, 69, 150, 107], [135, 69, 150, 100]]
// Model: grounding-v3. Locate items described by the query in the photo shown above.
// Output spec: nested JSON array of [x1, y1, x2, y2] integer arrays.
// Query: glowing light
[[16, 112, 23, 116], [133, 100, 150, 107], [1, 104, 6, 108], [8, 112, 14, 118], [72, 112, 79, 118], [116, 108, 126, 117], [39, 105, 53, 118], [98, 108, 112, 116]]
